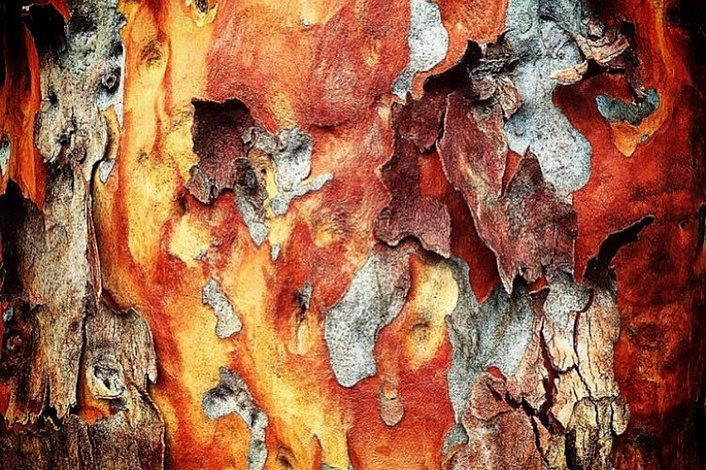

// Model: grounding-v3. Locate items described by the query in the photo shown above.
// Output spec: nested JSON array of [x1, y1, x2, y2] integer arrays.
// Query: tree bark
[[1, 0, 705, 469]]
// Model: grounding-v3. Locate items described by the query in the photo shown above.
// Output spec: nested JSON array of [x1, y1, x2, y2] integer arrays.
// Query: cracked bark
[[1, 0, 705, 469]]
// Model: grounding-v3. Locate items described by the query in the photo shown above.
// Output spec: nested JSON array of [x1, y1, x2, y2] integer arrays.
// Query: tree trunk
[[1, 0, 705, 469]]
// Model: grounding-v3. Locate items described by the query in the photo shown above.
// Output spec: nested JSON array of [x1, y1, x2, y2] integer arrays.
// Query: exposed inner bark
[[1, 0, 705, 468]]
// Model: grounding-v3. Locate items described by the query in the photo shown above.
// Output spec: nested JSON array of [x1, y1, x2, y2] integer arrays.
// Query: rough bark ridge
[[1, 0, 705, 469], [1, 1, 163, 468]]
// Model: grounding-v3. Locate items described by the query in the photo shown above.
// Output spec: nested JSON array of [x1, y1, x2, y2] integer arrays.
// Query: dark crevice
[[0, 181, 31, 302], [573, 290, 595, 360], [697, 204, 706, 252], [565, 428, 581, 470], [530, 414, 551, 468], [22, 4, 66, 56], [195, 0, 210, 13], [584, 215, 655, 282], [422, 41, 480, 96], [538, 326, 565, 435]]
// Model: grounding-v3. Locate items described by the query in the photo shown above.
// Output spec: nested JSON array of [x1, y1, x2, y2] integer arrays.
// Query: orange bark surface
[[1, 0, 704, 468]]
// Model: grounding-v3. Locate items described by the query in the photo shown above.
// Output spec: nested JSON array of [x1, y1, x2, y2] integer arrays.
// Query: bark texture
[[1, 0, 705, 469]]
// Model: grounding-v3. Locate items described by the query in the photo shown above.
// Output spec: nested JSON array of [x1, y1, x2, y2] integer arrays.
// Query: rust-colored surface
[[1, 0, 705, 468]]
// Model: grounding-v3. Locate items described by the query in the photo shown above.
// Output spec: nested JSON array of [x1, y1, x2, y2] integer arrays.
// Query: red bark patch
[[185, 98, 257, 204], [375, 138, 451, 257], [438, 91, 576, 290]]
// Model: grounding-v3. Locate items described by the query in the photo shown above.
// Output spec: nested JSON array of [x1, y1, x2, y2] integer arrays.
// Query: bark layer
[[1, 0, 705, 469]]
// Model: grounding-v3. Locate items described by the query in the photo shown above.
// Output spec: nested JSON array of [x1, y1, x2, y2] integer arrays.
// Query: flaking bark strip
[[0, 0, 128, 422], [443, 259, 628, 469]]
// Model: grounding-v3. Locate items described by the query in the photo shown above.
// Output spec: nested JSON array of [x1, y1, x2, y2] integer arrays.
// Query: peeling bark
[[1, 0, 705, 468]]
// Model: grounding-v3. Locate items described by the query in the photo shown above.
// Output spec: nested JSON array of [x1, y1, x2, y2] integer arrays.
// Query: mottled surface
[[0, 0, 705, 468]]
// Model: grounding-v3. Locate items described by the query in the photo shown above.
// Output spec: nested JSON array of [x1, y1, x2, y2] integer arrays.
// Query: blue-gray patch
[[503, 0, 593, 198], [596, 88, 660, 126]]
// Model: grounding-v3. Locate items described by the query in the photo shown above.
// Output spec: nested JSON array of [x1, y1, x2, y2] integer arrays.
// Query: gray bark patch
[[445, 257, 534, 420], [202, 278, 242, 339], [596, 88, 660, 126], [503, 0, 592, 197], [392, 0, 449, 98], [203, 367, 268, 470], [324, 250, 411, 387]]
